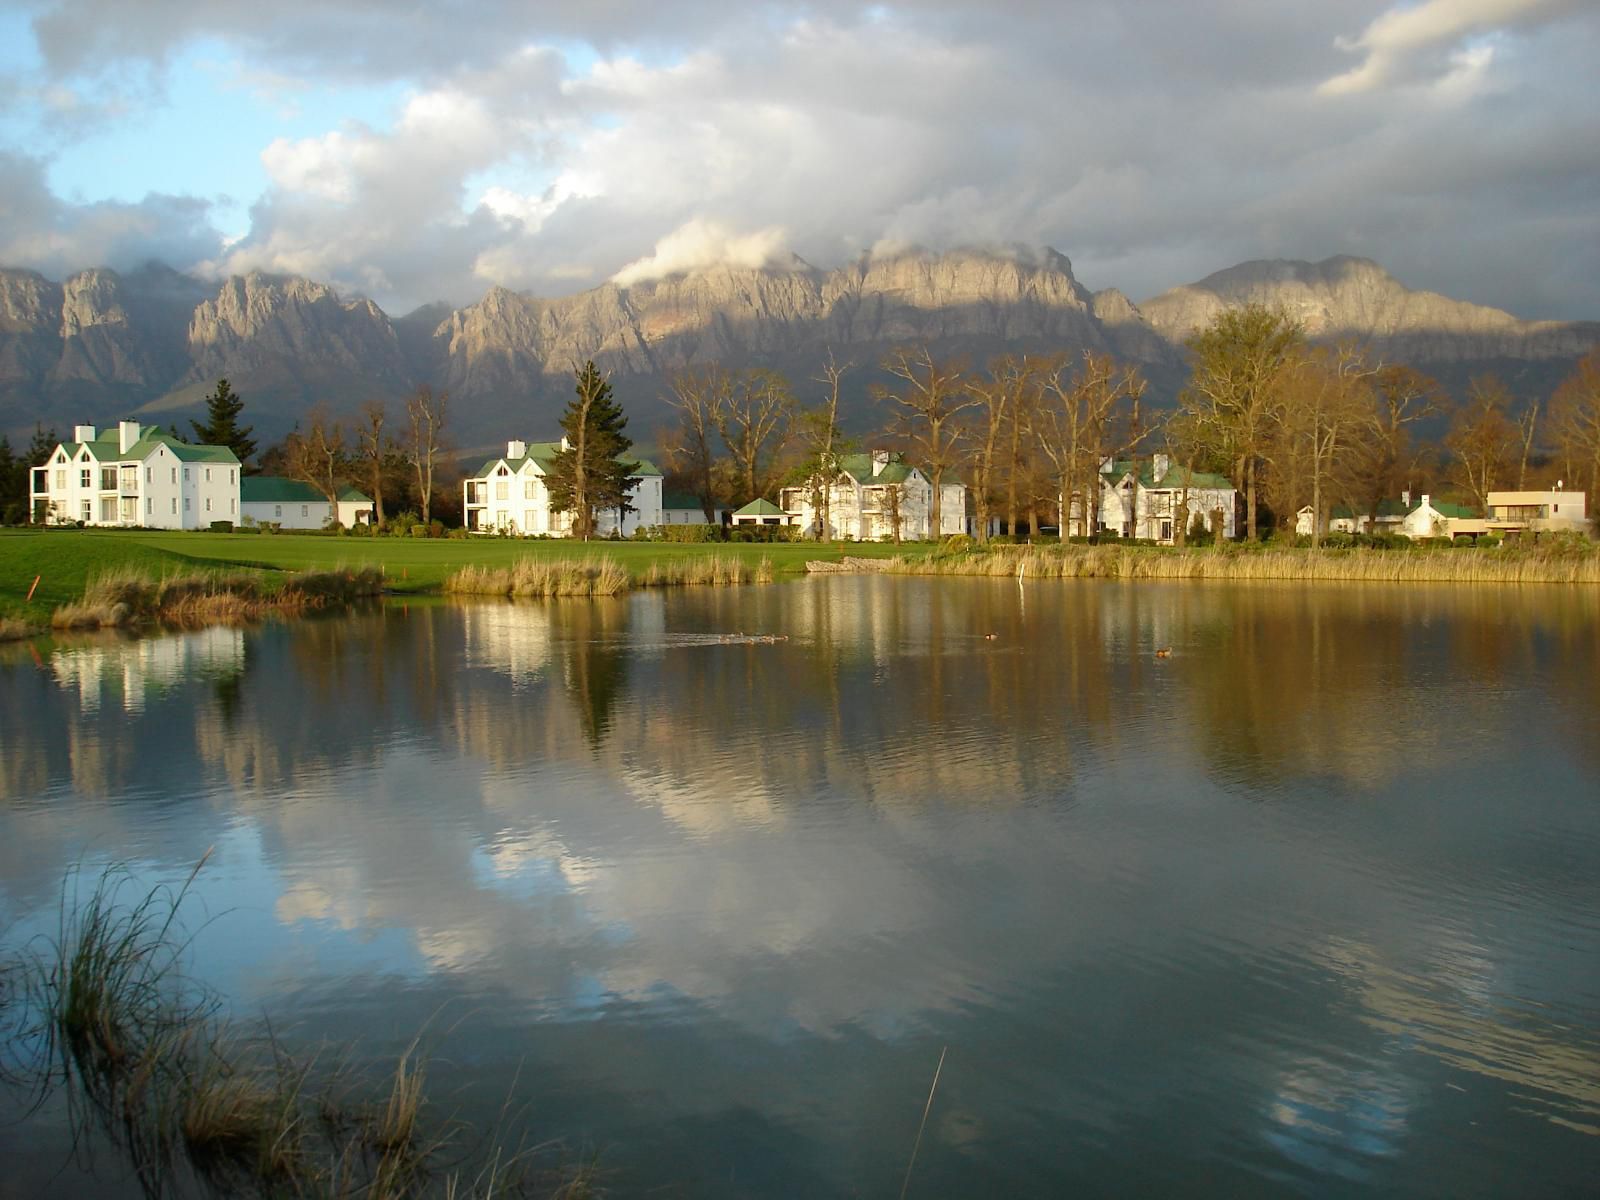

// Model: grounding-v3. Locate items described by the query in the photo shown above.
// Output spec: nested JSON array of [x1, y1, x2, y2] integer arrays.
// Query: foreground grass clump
[[869, 540, 1600, 585], [50, 565, 385, 631], [2, 859, 601, 1198], [445, 553, 774, 597]]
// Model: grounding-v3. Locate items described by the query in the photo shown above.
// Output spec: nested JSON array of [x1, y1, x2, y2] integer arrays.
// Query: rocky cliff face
[[1, 250, 1595, 444]]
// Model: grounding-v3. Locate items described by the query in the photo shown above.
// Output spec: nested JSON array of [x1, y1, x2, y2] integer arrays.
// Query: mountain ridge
[[2, 250, 1594, 444]]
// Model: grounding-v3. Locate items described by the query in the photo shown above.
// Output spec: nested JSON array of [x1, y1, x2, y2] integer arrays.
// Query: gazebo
[[730, 498, 789, 527]]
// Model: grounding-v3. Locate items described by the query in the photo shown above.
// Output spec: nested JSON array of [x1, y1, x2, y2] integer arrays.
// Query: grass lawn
[[0, 528, 906, 621]]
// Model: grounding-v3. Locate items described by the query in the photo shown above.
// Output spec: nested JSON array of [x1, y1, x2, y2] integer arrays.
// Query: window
[[525, 510, 536, 530], [205, 498, 212, 512], [146, 498, 152, 516], [525, 480, 536, 499], [496, 481, 508, 500], [301, 505, 308, 518], [230, 499, 236, 514], [184, 498, 190, 511], [171, 498, 177, 514], [82, 500, 92, 521], [146, 466, 152, 483], [275, 505, 282, 518], [204, 468, 210, 482], [230, 470, 236, 484], [171, 467, 177, 484], [80, 468, 92, 488], [55, 469, 66, 489]]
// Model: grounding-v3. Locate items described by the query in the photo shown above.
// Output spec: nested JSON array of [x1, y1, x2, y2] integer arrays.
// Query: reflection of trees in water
[[555, 599, 632, 748], [1180, 584, 1600, 787]]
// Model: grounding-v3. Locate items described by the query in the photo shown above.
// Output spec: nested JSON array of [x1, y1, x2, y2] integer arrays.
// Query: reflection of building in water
[[461, 603, 551, 684], [50, 627, 245, 713]]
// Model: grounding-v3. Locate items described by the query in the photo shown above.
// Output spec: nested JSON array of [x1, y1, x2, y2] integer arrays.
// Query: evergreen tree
[[546, 361, 639, 540], [0, 436, 17, 523], [25, 424, 57, 523], [192, 378, 257, 469]]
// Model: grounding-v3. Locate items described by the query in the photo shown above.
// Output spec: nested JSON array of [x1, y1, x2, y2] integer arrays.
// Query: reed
[[445, 556, 632, 598], [871, 542, 1600, 585], [5, 860, 594, 1199], [636, 555, 774, 587], [49, 564, 385, 630], [0, 615, 42, 642]]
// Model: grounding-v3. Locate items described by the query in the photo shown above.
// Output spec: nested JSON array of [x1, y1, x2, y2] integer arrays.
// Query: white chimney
[[872, 449, 891, 477], [1401, 490, 1411, 507], [1153, 453, 1170, 480], [119, 420, 141, 454], [74, 425, 97, 443], [507, 439, 527, 459], [1420, 494, 1430, 509], [560, 436, 571, 452]]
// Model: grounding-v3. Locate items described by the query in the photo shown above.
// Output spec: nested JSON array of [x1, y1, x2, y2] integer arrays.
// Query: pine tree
[[546, 361, 640, 540], [0, 436, 17, 523], [25, 424, 57, 523], [192, 378, 257, 469]]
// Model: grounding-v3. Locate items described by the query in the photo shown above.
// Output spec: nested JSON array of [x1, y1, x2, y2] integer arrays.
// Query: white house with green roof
[[1070, 455, 1237, 543], [778, 450, 968, 540], [240, 478, 375, 529], [462, 438, 663, 536], [29, 421, 240, 529]]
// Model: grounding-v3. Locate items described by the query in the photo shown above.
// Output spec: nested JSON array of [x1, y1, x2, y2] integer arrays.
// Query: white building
[[463, 438, 663, 536], [29, 421, 240, 529], [1066, 455, 1237, 543], [240, 477, 375, 529], [661, 490, 729, 526], [779, 451, 968, 540], [1295, 493, 1477, 539]]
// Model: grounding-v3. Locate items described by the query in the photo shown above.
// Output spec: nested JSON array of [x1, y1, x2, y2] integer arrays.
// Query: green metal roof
[[468, 441, 660, 480], [662, 490, 707, 510], [337, 486, 373, 502], [241, 477, 327, 503], [57, 425, 239, 466], [838, 453, 916, 485], [734, 498, 786, 516], [1103, 459, 1233, 491]]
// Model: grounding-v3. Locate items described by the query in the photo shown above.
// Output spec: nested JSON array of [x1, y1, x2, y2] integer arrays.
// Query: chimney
[[560, 436, 571, 452], [1401, 489, 1411, 507], [872, 449, 891, 477], [74, 425, 97, 443], [507, 439, 527, 460], [1152, 452, 1170, 480], [1420, 494, 1430, 510], [119, 420, 141, 454]]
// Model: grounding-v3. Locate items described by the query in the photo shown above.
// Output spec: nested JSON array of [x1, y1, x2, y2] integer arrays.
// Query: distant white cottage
[[463, 438, 663, 536], [779, 451, 968, 540], [240, 478, 375, 529], [29, 421, 240, 529]]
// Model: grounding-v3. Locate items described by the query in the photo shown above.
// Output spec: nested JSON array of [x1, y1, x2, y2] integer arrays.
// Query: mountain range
[[2, 249, 1594, 450]]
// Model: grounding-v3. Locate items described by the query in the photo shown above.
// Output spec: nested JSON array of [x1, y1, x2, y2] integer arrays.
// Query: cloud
[[0, 3, 1597, 318], [611, 220, 790, 286], [1320, 0, 1582, 94]]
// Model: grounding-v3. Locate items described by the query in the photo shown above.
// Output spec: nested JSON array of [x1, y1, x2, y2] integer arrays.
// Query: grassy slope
[[0, 528, 895, 619]]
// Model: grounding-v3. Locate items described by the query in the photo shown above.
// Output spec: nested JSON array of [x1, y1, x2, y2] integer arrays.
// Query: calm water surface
[[1, 577, 1598, 1197]]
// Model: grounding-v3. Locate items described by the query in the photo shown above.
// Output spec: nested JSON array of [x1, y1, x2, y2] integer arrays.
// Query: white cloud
[[1320, 0, 1579, 94], [611, 219, 790, 286]]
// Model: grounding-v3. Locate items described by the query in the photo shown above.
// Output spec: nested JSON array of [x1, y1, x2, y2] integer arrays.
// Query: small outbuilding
[[731, 498, 790, 527]]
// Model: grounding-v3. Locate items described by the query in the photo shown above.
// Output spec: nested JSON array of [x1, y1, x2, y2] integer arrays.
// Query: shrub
[[657, 523, 724, 543], [409, 525, 429, 538]]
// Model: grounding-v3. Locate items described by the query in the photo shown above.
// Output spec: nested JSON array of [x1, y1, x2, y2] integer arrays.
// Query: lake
[[1, 576, 1598, 1197]]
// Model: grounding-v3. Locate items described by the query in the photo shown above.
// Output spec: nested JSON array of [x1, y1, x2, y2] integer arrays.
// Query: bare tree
[[1035, 351, 1142, 539], [283, 407, 347, 511], [1349, 364, 1441, 531], [797, 353, 851, 540], [355, 398, 399, 523], [716, 369, 794, 500], [1516, 400, 1540, 490], [664, 365, 732, 520], [1446, 376, 1514, 509], [1549, 349, 1600, 499], [964, 355, 1038, 542], [1271, 343, 1377, 544], [406, 385, 449, 525], [875, 347, 977, 539]]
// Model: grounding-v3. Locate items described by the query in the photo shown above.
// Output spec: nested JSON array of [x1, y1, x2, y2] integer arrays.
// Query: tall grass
[[858, 542, 1600, 585], [445, 553, 775, 597], [51, 565, 385, 630], [3, 860, 599, 1198]]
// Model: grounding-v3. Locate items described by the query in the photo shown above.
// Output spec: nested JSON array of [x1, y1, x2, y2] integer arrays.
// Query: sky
[[0, 0, 1596, 319]]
